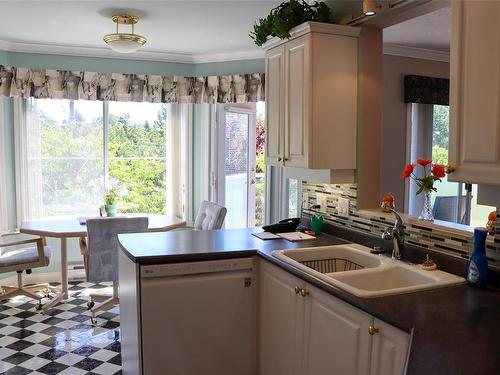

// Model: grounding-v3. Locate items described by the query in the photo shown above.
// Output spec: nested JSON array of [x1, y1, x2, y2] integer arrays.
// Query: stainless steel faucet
[[381, 209, 405, 260]]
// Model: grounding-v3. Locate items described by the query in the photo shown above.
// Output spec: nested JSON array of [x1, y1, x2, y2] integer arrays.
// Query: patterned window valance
[[0, 65, 265, 104], [404, 74, 449, 106]]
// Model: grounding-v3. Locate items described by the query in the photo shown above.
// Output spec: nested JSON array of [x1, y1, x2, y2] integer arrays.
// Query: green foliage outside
[[255, 111, 266, 225], [39, 101, 167, 216], [108, 106, 167, 214], [432, 105, 449, 165]]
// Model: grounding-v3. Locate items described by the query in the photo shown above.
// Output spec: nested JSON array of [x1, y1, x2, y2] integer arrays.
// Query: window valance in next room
[[404, 74, 449, 106], [0, 65, 265, 104]]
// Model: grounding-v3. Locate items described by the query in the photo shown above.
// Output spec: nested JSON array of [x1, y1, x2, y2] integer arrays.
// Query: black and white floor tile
[[0, 281, 122, 375]]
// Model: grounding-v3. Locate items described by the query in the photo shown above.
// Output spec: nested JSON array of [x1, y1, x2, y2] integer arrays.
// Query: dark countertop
[[119, 227, 500, 375]]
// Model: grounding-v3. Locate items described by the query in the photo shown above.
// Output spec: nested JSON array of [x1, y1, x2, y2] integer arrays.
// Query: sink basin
[[272, 244, 466, 298], [273, 244, 384, 273]]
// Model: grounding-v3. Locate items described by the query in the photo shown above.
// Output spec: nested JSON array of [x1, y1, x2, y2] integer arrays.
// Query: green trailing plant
[[250, 0, 332, 47], [104, 188, 118, 206]]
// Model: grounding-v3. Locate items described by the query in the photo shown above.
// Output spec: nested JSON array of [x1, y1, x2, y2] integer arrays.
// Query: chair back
[[0, 234, 49, 273], [86, 217, 148, 283], [193, 201, 227, 230], [432, 195, 470, 223]]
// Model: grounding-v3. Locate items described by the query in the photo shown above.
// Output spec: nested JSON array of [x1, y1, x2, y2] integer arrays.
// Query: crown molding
[[262, 21, 361, 50], [383, 43, 450, 63], [0, 39, 265, 65]]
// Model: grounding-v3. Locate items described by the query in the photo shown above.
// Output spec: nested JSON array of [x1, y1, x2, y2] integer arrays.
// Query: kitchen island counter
[[119, 227, 500, 375]]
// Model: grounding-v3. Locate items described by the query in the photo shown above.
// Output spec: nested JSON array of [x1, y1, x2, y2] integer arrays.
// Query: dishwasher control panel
[[141, 257, 254, 278]]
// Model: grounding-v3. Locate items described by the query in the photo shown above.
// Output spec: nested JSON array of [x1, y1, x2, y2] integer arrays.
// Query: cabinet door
[[284, 34, 311, 168], [370, 319, 410, 375], [449, 1, 500, 184], [265, 45, 285, 166], [302, 284, 372, 375], [259, 260, 304, 375]]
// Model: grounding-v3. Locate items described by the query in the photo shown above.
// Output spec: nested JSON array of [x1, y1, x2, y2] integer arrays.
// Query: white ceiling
[[383, 6, 451, 52], [0, 0, 282, 62]]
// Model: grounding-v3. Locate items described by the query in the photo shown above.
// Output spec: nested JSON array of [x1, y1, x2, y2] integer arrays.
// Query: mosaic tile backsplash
[[302, 182, 500, 269]]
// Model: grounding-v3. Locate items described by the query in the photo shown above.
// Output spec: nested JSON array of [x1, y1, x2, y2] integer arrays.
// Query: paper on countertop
[[277, 232, 316, 242], [252, 232, 281, 240]]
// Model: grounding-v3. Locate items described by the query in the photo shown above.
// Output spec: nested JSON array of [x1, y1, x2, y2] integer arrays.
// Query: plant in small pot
[[103, 179, 128, 217], [401, 159, 447, 221], [250, 0, 333, 46]]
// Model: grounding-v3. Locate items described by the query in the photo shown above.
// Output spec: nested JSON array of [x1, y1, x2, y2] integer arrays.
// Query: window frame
[[22, 98, 172, 218], [406, 103, 493, 226]]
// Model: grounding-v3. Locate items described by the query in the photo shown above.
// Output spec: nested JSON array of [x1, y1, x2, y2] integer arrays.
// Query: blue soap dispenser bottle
[[467, 228, 489, 288]]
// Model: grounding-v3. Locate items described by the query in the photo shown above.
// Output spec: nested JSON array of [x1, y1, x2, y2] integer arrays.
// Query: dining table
[[20, 214, 186, 311]]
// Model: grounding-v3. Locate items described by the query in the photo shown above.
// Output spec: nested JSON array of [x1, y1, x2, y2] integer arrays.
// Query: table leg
[[61, 237, 69, 299], [41, 237, 69, 312]]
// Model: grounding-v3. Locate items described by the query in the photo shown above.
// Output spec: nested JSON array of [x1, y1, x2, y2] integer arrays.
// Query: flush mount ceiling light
[[103, 15, 147, 53]]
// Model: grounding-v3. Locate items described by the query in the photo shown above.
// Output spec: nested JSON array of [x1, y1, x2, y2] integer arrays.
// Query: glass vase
[[419, 190, 434, 221]]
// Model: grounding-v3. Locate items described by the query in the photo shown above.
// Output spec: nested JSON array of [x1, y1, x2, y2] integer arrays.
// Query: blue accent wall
[[0, 51, 264, 76]]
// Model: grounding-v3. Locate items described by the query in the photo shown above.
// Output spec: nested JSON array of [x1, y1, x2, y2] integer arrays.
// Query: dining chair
[[192, 201, 227, 230], [83, 217, 148, 324], [0, 232, 54, 310]]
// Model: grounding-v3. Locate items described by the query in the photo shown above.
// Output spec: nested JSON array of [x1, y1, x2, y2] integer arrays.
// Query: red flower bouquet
[[401, 159, 448, 221], [402, 160, 447, 195]]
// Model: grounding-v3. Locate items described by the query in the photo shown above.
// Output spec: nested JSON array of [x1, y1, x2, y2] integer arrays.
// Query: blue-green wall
[[0, 51, 265, 76]]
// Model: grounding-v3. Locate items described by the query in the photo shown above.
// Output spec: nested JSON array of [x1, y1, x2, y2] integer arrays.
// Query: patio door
[[215, 104, 257, 228]]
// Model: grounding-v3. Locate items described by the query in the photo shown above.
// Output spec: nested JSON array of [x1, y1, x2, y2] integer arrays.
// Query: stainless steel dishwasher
[[139, 257, 255, 375]]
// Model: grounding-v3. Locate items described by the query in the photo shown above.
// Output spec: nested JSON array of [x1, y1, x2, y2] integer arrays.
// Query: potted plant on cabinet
[[250, 0, 333, 46]]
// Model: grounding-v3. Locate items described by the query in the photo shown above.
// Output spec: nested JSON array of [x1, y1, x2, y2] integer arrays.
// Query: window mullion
[[103, 101, 109, 183]]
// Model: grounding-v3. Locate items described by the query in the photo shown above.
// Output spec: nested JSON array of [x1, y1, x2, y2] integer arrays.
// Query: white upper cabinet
[[264, 22, 360, 177], [265, 45, 285, 164], [449, 1, 500, 184]]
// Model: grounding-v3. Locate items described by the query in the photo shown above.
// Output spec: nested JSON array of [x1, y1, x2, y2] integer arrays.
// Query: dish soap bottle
[[467, 228, 488, 288]]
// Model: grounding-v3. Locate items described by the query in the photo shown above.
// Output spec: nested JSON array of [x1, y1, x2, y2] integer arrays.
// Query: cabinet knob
[[299, 288, 309, 297], [283, 157, 289, 162], [294, 286, 301, 294], [446, 165, 455, 174], [368, 325, 380, 335], [277, 156, 282, 162]]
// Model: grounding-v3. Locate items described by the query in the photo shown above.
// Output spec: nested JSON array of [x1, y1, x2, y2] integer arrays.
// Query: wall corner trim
[[383, 43, 450, 63]]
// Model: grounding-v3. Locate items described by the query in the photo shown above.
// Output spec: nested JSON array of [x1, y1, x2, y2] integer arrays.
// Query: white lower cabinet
[[259, 260, 304, 375], [303, 284, 372, 375], [258, 260, 410, 375], [370, 319, 410, 375]]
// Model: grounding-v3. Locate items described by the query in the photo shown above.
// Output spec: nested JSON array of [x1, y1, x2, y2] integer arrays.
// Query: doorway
[[214, 103, 265, 228]]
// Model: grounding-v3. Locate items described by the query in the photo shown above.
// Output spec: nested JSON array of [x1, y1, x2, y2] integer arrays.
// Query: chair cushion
[[194, 201, 227, 230], [0, 246, 51, 267]]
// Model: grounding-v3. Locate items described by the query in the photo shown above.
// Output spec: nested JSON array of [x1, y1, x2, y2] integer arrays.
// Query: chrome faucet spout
[[381, 209, 405, 260]]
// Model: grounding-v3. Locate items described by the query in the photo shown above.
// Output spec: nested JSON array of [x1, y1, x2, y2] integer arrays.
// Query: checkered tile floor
[[0, 281, 122, 375]]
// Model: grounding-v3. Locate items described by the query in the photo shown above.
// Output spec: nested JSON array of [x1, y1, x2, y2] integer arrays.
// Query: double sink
[[272, 244, 466, 298]]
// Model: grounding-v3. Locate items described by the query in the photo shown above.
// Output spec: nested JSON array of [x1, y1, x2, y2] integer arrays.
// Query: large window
[[408, 104, 494, 226], [28, 99, 167, 217]]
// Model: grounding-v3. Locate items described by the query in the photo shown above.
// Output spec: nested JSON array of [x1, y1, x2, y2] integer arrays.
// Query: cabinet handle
[[277, 156, 282, 162], [368, 325, 380, 335], [300, 288, 309, 297], [446, 165, 455, 174], [294, 286, 301, 294]]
